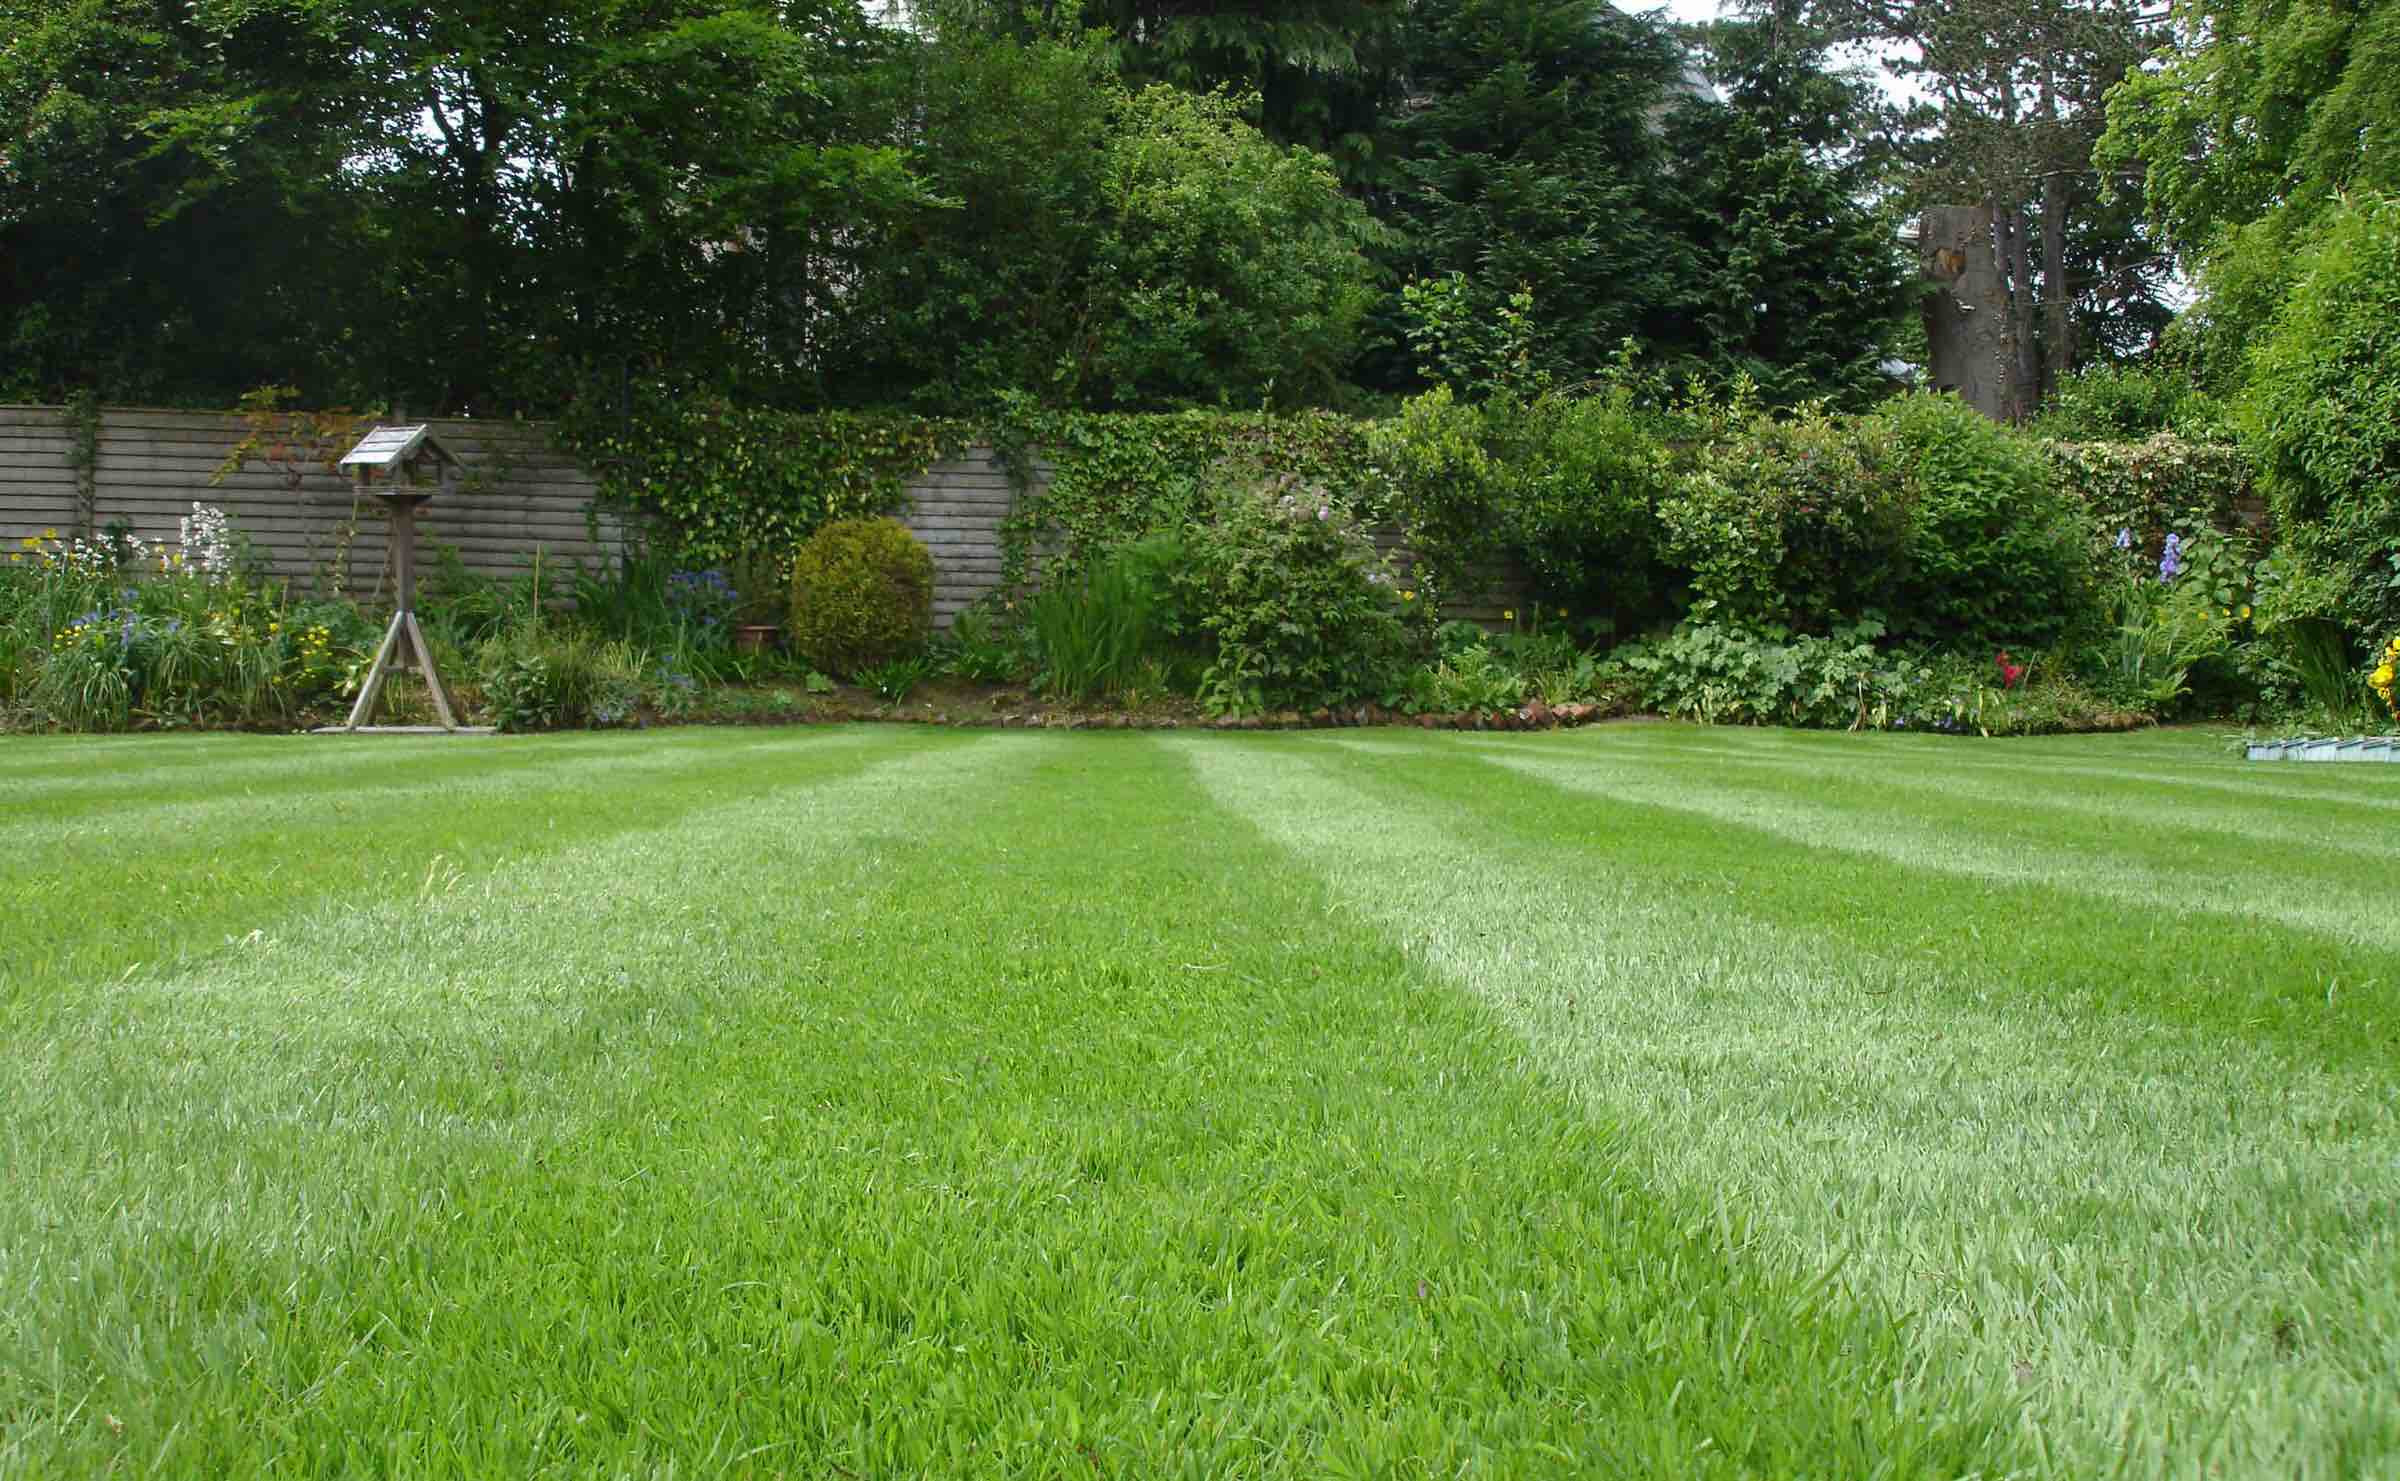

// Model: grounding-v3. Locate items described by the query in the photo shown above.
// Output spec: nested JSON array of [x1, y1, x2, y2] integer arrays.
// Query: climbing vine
[[985, 406, 1379, 589], [61, 390, 100, 539], [560, 401, 971, 568]]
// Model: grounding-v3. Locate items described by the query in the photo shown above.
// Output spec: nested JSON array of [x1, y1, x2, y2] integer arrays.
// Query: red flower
[[1996, 650, 2025, 689]]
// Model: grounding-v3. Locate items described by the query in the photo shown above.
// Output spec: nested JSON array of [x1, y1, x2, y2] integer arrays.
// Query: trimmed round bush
[[788, 517, 934, 676]]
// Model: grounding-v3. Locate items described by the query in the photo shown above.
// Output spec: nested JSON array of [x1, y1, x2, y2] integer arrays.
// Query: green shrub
[[474, 621, 648, 732], [1655, 404, 1912, 634], [937, 607, 1034, 685], [1026, 537, 1177, 703], [787, 517, 935, 677], [2041, 434, 2255, 560], [1610, 620, 2127, 735], [1369, 385, 1671, 626], [1175, 476, 1413, 714], [1879, 394, 2093, 651], [2237, 191, 2400, 644], [2, 523, 368, 731], [2032, 362, 2230, 442]]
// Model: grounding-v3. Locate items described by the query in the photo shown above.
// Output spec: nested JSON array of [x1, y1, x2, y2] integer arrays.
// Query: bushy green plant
[[1175, 476, 1412, 714], [1655, 401, 1913, 634], [857, 654, 939, 703], [1370, 383, 1671, 624], [2237, 191, 2400, 645], [2, 525, 369, 730], [1611, 619, 2124, 734], [787, 517, 935, 677], [473, 620, 652, 731], [1879, 394, 2094, 651], [2041, 435, 2256, 560], [2032, 362, 2231, 441], [2084, 529, 2242, 713], [937, 607, 1034, 685], [1025, 542, 1168, 702]]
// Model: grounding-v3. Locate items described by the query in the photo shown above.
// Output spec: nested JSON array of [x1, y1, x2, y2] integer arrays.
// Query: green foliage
[[2040, 433, 2255, 558], [2031, 363, 2232, 442], [0, 525, 369, 731], [856, 654, 939, 704], [0, 0, 927, 411], [1658, 104, 1914, 406], [471, 609, 673, 731], [787, 518, 935, 677], [2098, 0, 2400, 380], [1611, 620, 2123, 734], [1383, 0, 1691, 385], [1656, 400, 1913, 634], [832, 31, 1378, 412], [1174, 476, 1413, 713], [1026, 540, 1176, 703], [2235, 192, 2400, 644], [565, 404, 962, 572], [992, 409, 1375, 591], [1370, 382, 1673, 624], [1880, 394, 2093, 651], [2085, 532, 2239, 712], [935, 608, 1033, 686]]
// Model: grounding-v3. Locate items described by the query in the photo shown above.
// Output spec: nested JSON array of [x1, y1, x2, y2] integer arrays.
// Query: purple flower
[[2114, 528, 2133, 551], [2159, 533, 2184, 583]]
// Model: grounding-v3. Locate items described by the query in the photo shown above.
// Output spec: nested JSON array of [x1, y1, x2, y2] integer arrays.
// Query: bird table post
[[321, 425, 492, 734]]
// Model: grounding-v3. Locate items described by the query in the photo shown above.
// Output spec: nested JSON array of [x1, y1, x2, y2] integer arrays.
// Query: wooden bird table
[[317, 424, 495, 735]]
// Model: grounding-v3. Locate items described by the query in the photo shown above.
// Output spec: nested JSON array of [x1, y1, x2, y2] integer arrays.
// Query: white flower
[[179, 502, 235, 576]]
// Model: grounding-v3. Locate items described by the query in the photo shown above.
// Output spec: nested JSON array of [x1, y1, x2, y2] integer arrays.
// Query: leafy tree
[[825, 29, 1378, 410], [1804, 0, 2160, 415], [2234, 192, 2400, 643], [1667, 13, 1914, 403], [2, 0, 927, 411], [0, 0, 374, 403], [2097, 0, 2400, 387], [333, 0, 926, 412], [910, 0, 1407, 184], [1373, 0, 1906, 403], [1379, 0, 1697, 385]]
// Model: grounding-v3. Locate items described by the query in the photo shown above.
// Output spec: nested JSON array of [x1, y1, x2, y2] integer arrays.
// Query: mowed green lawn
[[2, 725, 2395, 1479]]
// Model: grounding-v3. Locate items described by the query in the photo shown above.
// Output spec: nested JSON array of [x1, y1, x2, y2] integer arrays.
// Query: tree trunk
[[2040, 166, 2074, 403], [1992, 200, 2041, 423], [1920, 204, 2010, 422]]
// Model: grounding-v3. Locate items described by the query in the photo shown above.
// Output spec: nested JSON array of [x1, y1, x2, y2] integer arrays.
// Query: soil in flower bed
[[680, 677, 1640, 732]]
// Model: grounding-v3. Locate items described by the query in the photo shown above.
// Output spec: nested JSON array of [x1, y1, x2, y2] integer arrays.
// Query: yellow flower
[[1400, 590, 1416, 601], [41, 528, 56, 540], [2239, 604, 2252, 620], [1503, 609, 1516, 622]]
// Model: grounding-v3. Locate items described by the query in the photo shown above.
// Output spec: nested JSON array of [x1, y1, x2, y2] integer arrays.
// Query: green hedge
[[559, 395, 2261, 659]]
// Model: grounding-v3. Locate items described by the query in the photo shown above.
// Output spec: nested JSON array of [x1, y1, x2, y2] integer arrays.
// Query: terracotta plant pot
[[732, 624, 780, 656]]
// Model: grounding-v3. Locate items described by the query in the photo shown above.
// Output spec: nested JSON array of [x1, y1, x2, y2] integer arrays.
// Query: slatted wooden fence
[[0, 407, 617, 603]]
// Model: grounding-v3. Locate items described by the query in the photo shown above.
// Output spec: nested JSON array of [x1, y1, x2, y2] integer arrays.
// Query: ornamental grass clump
[[787, 517, 934, 678]]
